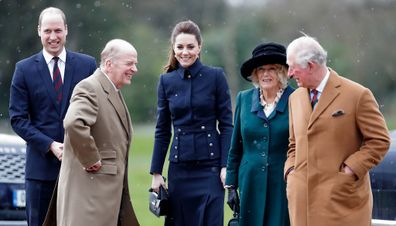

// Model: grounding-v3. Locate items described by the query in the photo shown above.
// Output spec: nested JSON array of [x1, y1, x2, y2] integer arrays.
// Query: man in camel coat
[[45, 39, 140, 226], [284, 35, 390, 226]]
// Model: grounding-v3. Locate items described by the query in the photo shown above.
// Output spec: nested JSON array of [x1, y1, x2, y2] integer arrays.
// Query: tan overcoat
[[284, 69, 390, 226], [46, 69, 139, 226]]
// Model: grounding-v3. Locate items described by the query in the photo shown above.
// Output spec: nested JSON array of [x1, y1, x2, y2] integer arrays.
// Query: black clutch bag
[[149, 184, 169, 217], [228, 216, 239, 226], [228, 213, 239, 226]]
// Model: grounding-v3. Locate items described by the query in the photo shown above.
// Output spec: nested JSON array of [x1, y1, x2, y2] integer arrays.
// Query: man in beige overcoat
[[284, 35, 390, 226], [51, 39, 139, 226]]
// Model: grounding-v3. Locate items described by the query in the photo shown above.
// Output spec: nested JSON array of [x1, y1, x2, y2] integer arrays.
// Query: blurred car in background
[[0, 134, 26, 226], [370, 129, 396, 221]]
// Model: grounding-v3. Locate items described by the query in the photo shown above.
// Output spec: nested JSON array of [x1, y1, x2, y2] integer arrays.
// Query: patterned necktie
[[311, 89, 319, 108], [52, 57, 63, 103]]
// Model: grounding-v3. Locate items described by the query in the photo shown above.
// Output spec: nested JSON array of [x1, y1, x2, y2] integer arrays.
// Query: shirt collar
[[42, 48, 66, 64], [100, 68, 119, 92], [313, 68, 330, 93], [176, 58, 203, 79]]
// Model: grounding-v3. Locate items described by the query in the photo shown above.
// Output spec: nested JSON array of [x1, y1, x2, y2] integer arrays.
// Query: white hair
[[100, 39, 135, 68], [287, 35, 327, 68]]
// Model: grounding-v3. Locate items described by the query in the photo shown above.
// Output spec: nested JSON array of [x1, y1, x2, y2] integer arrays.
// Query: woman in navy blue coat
[[150, 20, 233, 226]]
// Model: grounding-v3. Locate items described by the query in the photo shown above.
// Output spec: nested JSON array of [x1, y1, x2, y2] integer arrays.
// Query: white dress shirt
[[43, 48, 66, 82]]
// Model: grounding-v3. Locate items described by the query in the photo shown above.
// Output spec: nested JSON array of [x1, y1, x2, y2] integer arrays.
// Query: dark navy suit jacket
[[9, 50, 96, 181], [150, 59, 233, 174]]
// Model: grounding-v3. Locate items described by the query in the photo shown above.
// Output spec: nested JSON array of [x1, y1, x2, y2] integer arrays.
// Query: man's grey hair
[[287, 35, 327, 68], [38, 7, 67, 26], [100, 39, 135, 68]]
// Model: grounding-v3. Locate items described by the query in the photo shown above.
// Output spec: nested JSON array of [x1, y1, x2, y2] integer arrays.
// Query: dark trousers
[[25, 179, 56, 226]]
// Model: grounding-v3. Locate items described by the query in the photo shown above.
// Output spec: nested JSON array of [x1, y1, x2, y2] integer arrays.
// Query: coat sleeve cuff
[[284, 166, 295, 181], [343, 159, 365, 180]]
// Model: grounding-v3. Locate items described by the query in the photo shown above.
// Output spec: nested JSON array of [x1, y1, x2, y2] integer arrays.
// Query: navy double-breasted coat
[[150, 59, 233, 225], [150, 59, 233, 173]]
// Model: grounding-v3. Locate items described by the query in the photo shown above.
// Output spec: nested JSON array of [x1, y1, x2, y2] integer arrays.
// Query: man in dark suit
[[8, 7, 96, 226]]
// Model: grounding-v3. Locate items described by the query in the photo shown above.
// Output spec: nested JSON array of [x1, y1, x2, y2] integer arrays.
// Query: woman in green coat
[[225, 42, 293, 226]]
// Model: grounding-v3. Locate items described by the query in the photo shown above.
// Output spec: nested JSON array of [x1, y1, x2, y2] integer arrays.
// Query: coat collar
[[251, 85, 294, 120], [61, 50, 75, 117], [308, 68, 341, 128], [96, 69, 114, 95], [96, 69, 131, 136], [250, 88, 265, 119], [35, 51, 62, 115], [176, 59, 203, 79]]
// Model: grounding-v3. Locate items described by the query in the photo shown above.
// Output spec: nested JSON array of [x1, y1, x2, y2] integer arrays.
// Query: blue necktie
[[52, 57, 63, 103]]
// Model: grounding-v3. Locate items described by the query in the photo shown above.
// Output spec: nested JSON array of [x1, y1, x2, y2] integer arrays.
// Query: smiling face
[[38, 12, 68, 56], [107, 49, 138, 89], [287, 53, 315, 89], [255, 64, 281, 93], [173, 33, 201, 68]]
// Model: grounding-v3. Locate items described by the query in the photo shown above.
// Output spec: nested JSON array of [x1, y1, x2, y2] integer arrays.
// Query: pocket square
[[332, 109, 345, 117]]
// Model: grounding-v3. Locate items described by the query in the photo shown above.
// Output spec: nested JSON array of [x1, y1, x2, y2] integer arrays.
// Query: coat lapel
[[291, 87, 312, 129], [119, 92, 132, 140], [251, 86, 294, 121], [61, 51, 75, 117], [267, 85, 294, 120], [308, 70, 341, 128], [97, 70, 130, 136], [250, 88, 266, 120], [35, 52, 60, 115]]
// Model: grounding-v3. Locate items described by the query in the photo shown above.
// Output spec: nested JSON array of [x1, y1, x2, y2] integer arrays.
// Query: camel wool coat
[[284, 69, 390, 226], [47, 69, 139, 226]]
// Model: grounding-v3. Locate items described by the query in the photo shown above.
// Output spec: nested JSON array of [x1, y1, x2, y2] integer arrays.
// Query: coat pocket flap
[[100, 151, 116, 160], [96, 164, 117, 175]]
